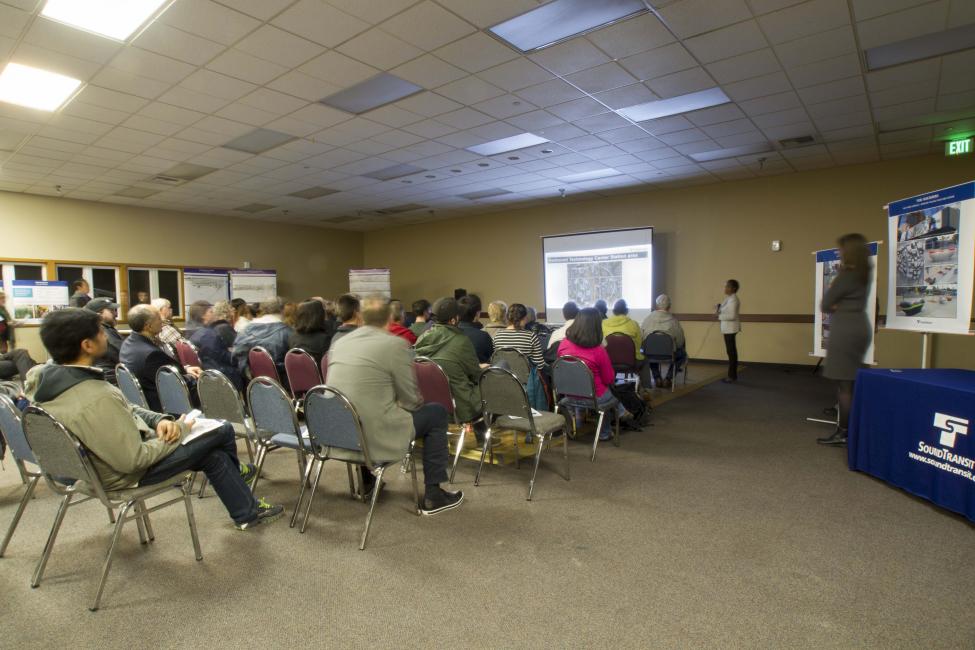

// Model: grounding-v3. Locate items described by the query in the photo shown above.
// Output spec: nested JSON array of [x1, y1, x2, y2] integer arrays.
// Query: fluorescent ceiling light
[[458, 188, 513, 200], [42, 0, 170, 41], [223, 128, 296, 154], [689, 143, 773, 162], [234, 203, 275, 213], [0, 63, 81, 111], [320, 73, 422, 114], [865, 23, 975, 71], [363, 164, 426, 181], [877, 109, 975, 134], [467, 133, 549, 156], [489, 0, 647, 53], [288, 186, 339, 199], [558, 168, 622, 183], [617, 88, 731, 122]]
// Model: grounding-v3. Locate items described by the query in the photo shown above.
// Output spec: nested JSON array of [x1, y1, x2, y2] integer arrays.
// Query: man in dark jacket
[[69, 279, 91, 308], [85, 297, 123, 384], [457, 296, 492, 363], [231, 296, 293, 379], [329, 293, 361, 348], [120, 305, 202, 412], [191, 316, 243, 390]]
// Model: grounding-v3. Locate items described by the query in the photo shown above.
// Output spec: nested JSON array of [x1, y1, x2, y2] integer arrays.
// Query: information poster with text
[[812, 242, 878, 362], [230, 269, 277, 303], [11, 280, 70, 323]]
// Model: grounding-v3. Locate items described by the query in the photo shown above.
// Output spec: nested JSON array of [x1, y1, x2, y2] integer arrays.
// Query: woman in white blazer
[[717, 279, 741, 383]]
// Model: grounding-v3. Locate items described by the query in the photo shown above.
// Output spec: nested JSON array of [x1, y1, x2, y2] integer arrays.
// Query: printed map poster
[[183, 268, 229, 310], [11, 280, 69, 323], [812, 242, 879, 362], [887, 181, 974, 334], [229, 269, 277, 303], [349, 268, 391, 299]]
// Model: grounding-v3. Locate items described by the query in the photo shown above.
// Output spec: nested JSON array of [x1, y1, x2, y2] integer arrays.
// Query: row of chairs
[[605, 331, 688, 392]]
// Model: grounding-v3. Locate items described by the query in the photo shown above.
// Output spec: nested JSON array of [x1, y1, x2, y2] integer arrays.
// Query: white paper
[[507, 409, 543, 420], [181, 417, 226, 446]]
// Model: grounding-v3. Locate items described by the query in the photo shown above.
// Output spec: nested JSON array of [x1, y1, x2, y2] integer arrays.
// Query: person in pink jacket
[[557, 308, 630, 440]]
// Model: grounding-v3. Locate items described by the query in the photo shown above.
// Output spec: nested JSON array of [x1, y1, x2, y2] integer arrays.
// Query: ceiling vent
[[778, 135, 815, 148], [151, 174, 184, 186], [458, 188, 512, 200], [287, 186, 339, 199], [373, 203, 427, 215]]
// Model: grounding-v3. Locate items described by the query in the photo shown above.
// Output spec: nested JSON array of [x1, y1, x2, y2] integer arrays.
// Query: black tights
[[837, 380, 854, 430]]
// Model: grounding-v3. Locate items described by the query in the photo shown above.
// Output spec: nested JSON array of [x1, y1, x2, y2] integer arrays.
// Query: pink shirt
[[557, 338, 615, 397]]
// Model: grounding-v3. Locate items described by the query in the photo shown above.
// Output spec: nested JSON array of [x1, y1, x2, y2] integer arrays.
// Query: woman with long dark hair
[[288, 300, 334, 364], [817, 233, 872, 446]]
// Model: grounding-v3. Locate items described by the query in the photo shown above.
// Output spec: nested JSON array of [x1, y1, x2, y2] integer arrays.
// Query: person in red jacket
[[387, 299, 417, 345]]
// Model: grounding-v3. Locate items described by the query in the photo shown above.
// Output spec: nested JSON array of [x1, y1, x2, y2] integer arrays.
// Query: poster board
[[886, 181, 975, 334], [812, 242, 879, 362], [183, 268, 229, 310], [229, 269, 277, 303], [10, 280, 69, 323], [349, 268, 391, 298]]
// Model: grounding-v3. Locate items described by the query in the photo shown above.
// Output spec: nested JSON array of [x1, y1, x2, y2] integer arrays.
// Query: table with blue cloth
[[848, 368, 975, 523]]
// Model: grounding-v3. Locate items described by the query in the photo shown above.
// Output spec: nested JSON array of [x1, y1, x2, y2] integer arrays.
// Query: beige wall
[[1, 191, 363, 361], [364, 154, 975, 369]]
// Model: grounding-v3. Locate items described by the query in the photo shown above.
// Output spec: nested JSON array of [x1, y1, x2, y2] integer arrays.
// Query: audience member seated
[[484, 300, 508, 338], [640, 294, 687, 388], [289, 299, 334, 364], [27, 309, 281, 530], [547, 301, 579, 349], [69, 279, 91, 308], [557, 308, 630, 440], [330, 294, 362, 348], [190, 302, 243, 390], [210, 301, 238, 348], [0, 289, 38, 383], [409, 299, 432, 338], [282, 301, 298, 329], [327, 295, 463, 515], [152, 298, 186, 349], [182, 298, 209, 338], [594, 299, 608, 320], [603, 299, 645, 363], [231, 298, 252, 333], [120, 305, 202, 412], [386, 300, 417, 345], [86, 298, 122, 384], [493, 303, 545, 368], [457, 296, 492, 363], [231, 297, 293, 381]]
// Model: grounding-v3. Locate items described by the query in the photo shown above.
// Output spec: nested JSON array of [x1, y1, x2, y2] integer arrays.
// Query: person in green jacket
[[602, 299, 645, 361]]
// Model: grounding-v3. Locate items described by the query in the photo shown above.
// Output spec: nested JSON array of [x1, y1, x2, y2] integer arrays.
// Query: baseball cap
[[86, 297, 119, 313], [432, 297, 459, 324]]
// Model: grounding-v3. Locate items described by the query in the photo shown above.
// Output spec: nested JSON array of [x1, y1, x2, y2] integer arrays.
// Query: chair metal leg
[[474, 429, 492, 486], [562, 425, 570, 481], [0, 474, 38, 557], [182, 481, 203, 561], [448, 428, 464, 484], [32, 493, 73, 588], [591, 411, 606, 462], [527, 432, 546, 501], [106, 507, 116, 524], [512, 429, 520, 469], [359, 467, 386, 550], [250, 445, 268, 494], [139, 500, 155, 542], [299, 460, 325, 533], [242, 434, 255, 463], [409, 454, 421, 515], [613, 409, 621, 448], [197, 476, 208, 499], [135, 507, 148, 545], [291, 455, 317, 528], [90, 501, 131, 611], [346, 463, 357, 498]]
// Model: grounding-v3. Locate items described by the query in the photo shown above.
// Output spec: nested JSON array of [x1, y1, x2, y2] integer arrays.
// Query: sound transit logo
[[934, 413, 969, 448]]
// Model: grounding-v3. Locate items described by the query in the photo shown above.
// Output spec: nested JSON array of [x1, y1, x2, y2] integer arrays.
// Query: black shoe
[[421, 489, 464, 516], [235, 498, 284, 530], [817, 428, 848, 446]]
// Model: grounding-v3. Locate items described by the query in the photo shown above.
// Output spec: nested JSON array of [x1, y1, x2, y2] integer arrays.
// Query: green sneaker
[[239, 463, 258, 485], [235, 497, 283, 530]]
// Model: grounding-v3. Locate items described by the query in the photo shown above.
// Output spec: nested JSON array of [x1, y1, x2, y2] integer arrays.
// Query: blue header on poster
[[184, 268, 228, 275], [815, 242, 879, 262], [887, 181, 975, 217], [230, 269, 275, 275]]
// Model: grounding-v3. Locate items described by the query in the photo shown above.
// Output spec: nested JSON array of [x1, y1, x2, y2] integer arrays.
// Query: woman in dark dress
[[288, 300, 334, 364], [817, 233, 872, 446]]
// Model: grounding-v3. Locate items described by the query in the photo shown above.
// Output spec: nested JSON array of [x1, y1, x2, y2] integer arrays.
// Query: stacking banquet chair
[[413, 356, 463, 483], [248, 346, 281, 384], [156, 366, 194, 416], [319, 352, 329, 383], [605, 333, 642, 390], [490, 347, 532, 384], [174, 340, 202, 368], [246, 376, 309, 497], [552, 356, 620, 462], [0, 394, 45, 557], [115, 363, 149, 409], [22, 406, 201, 612], [197, 369, 256, 464], [475, 366, 569, 501], [284, 348, 321, 400], [300, 385, 419, 549], [641, 332, 686, 391]]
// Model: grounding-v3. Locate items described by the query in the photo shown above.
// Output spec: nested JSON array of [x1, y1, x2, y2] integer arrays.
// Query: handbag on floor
[[610, 381, 649, 428]]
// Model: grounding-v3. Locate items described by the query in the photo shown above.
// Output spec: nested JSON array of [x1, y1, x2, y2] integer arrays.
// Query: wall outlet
[[771, 240, 782, 252]]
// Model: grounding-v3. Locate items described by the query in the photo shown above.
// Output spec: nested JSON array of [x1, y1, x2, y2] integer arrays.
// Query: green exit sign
[[946, 138, 973, 156]]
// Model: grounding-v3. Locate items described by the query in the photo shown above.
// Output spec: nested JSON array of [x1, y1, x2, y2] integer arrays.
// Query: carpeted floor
[[1, 364, 972, 648]]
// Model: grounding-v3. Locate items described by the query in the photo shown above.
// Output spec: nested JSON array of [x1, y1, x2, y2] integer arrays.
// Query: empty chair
[[320, 352, 329, 383], [284, 348, 321, 399], [156, 365, 193, 416], [641, 332, 686, 391], [475, 366, 569, 501], [247, 346, 281, 384], [115, 363, 148, 409], [605, 333, 641, 389], [0, 395, 42, 557], [413, 357, 463, 482], [22, 406, 201, 611], [300, 385, 419, 548], [552, 355, 620, 461], [175, 340, 202, 368], [197, 369, 255, 463], [246, 377, 305, 495], [490, 347, 532, 384]]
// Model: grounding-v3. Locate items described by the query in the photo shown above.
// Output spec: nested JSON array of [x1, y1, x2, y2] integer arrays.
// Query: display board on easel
[[229, 269, 277, 303], [812, 242, 880, 363], [183, 268, 230, 311], [349, 268, 391, 298]]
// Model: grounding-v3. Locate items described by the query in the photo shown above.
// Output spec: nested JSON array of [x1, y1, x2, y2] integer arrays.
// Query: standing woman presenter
[[817, 234, 872, 446], [718, 279, 741, 383]]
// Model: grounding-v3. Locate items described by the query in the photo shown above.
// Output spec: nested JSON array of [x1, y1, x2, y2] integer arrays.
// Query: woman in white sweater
[[717, 279, 740, 383]]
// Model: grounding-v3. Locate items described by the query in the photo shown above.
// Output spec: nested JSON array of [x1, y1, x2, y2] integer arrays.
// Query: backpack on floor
[[611, 381, 649, 428]]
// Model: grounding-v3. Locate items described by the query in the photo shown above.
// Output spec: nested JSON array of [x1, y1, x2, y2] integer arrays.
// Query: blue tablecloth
[[848, 368, 975, 522]]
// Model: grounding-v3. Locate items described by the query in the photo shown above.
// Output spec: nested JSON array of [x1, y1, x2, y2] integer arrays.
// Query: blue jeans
[[139, 423, 259, 525], [569, 391, 625, 437]]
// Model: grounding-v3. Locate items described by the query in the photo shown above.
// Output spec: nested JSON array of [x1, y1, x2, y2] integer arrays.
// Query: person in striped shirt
[[492, 303, 545, 368]]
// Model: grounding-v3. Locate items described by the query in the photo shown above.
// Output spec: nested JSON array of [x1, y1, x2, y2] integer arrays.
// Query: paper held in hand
[[180, 410, 226, 446]]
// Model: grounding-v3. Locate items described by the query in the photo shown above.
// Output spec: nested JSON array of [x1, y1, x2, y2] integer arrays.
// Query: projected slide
[[543, 228, 653, 323]]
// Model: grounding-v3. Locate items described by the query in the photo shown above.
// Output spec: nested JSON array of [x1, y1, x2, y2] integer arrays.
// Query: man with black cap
[[85, 297, 123, 384]]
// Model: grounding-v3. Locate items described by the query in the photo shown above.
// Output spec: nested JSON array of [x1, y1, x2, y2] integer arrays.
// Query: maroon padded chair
[[175, 340, 202, 368], [605, 333, 641, 388], [413, 357, 464, 483], [247, 346, 281, 384], [319, 352, 328, 383], [285, 348, 322, 399]]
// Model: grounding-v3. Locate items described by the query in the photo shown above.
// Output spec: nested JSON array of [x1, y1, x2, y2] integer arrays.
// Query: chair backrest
[[490, 347, 532, 384], [248, 346, 280, 383], [642, 331, 676, 361], [479, 366, 536, 428], [174, 340, 201, 367], [303, 386, 373, 464], [413, 357, 455, 416], [115, 363, 149, 409], [320, 352, 329, 383], [552, 355, 597, 407], [605, 333, 637, 371], [0, 394, 35, 464], [198, 369, 247, 426], [22, 406, 107, 502], [156, 365, 193, 415], [285, 348, 321, 398], [247, 377, 300, 438]]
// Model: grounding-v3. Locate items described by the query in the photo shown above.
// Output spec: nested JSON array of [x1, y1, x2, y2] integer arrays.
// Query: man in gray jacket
[[327, 295, 463, 515], [640, 294, 686, 388]]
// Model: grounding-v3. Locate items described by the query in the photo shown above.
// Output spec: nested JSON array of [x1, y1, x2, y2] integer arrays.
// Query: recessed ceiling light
[[320, 73, 423, 114], [458, 188, 513, 200], [558, 168, 622, 183], [617, 88, 731, 122], [222, 128, 296, 154], [0, 62, 81, 111], [541, 149, 553, 154], [234, 203, 276, 213], [41, 0, 170, 41], [865, 23, 975, 70], [489, 0, 648, 53], [287, 186, 339, 199], [689, 143, 773, 162], [466, 133, 549, 156], [363, 163, 425, 181]]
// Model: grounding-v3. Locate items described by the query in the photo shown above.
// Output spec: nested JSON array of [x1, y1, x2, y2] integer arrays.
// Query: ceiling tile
[[213, 0, 295, 21], [757, 0, 851, 45], [91, 67, 169, 99], [239, 88, 308, 116], [686, 103, 747, 126], [505, 109, 565, 131], [391, 54, 468, 89], [380, 1, 476, 50], [158, 86, 231, 113], [515, 79, 586, 108], [620, 43, 698, 82], [864, 58, 939, 92], [182, 70, 257, 101], [75, 85, 150, 113], [271, 0, 370, 47], [547, 97, 609, 121], [528, 37, 611, 76], [207, 49, 289, 85], [434, 0, 538, 29], [472, 94, 536, 119], [324, 0, 417, 24], [395, 91, 464, 116], [707, 48, 781, 84], [572, 112, 630, 133], [645, 67, 716, 98], [478, 58, 553, 92], [724, 71, 794, 101], [215, 102, 279, 127], [267, 71, 341, 102], [593, 83, 658, 109], [0, 3, 29, 39], [786, 52, 861, 88], [855, 1, 949, 50], [684, 20, 768, 63], [587, 12, 676, 59], [434, 106, 494, 129], [402, 118, 457, 138], [13, 42, 102, 81], [566, 62, 638, 94], [23, 16, 122, 65], [133, 22, 227, 67], [235, 25, 324, 68], [773, 25, 857, 69], [437, 76, 506, 103], [434, 32, 520, 74], [161, 0, 262, 46], [939, 50, 975, 94], [336, 28, 424, 70], [658, 0, 752, 38]]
